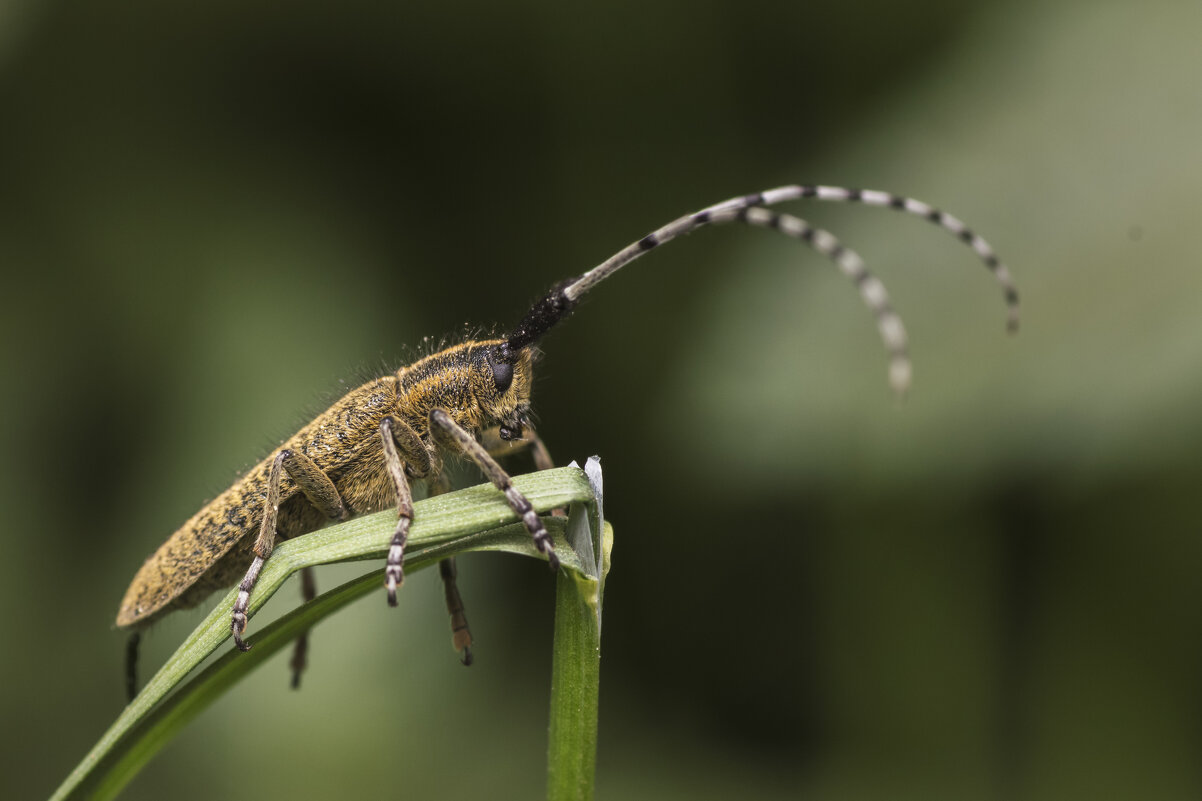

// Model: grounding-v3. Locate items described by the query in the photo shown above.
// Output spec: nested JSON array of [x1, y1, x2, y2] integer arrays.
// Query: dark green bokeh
[[4, 1, 1201, 799]]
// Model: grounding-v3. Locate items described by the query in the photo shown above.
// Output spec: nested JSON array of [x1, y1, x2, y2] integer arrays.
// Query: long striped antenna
[[499, 185, 1017, 394]]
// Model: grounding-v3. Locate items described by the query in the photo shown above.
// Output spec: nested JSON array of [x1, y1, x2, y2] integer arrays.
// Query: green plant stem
[[546, 554, 604, 801], [546, 459, 609, 801]]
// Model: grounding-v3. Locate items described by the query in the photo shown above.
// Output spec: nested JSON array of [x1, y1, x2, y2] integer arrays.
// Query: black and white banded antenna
[[498, 185, 1018, 395]]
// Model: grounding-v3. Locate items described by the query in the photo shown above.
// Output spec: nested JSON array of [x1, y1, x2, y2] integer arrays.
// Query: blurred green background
[[4, 0, 1202, 799]]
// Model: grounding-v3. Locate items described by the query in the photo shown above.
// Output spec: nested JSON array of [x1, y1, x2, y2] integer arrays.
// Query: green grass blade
[[52, 466, 597, 801]]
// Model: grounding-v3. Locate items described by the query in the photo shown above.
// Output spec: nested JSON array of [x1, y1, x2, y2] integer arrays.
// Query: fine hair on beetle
[[117, 184, 1018, 700]]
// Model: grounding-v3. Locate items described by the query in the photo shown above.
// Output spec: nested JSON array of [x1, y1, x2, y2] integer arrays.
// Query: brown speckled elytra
[[117, 185, 1019, 699]]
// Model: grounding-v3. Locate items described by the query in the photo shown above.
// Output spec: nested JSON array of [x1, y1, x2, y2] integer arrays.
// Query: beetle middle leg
[[418, 472, 475, 666], [231, 448, 348, 652], [425, 427, 560, 666], [438, 557, 473, 665]]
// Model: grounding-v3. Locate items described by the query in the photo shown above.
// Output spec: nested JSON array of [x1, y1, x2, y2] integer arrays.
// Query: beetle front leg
[[481, 425, 569, 520], [422, 473, 474, 666], [429, 409, 559, 570]]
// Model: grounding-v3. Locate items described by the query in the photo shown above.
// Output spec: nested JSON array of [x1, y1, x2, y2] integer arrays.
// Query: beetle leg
[[379, 416, 432, 606], [124, 632, 141, 702], [439, 557, 473, 666], [481, 425, 566, 519], [278, 449, 348, 686], [289, 566, 317, 689], [421, 473, 474, 665], [232, 448, 348, 652], [429, 409, 559, 570], [524, 429, 555, 473], [282, 449, 349, 521]]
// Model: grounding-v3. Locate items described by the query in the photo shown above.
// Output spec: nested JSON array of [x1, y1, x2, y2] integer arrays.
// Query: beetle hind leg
[[231, 448, 347, 655], [125, 631, 141, 702], [289, 566, 317, 689]]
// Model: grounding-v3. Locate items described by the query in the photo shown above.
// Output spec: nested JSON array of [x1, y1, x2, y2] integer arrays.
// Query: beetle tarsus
[[232, 613, 252, 652]]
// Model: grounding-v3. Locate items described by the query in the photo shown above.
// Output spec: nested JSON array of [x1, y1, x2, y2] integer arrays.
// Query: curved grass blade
[[52, 466, 598, 801]]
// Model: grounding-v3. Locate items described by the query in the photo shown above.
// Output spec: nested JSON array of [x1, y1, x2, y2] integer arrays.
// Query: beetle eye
[[489, 353, 514, 393]]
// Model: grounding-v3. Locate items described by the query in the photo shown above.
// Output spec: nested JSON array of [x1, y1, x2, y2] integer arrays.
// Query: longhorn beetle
[[117, 185, 1018, 698]]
